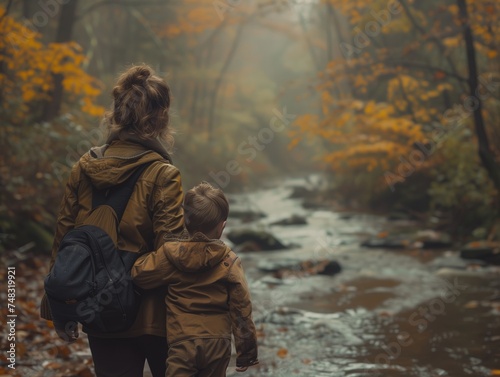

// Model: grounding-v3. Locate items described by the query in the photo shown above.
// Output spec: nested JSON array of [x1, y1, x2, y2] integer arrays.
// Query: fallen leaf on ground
[[277, 348, 288, 358]]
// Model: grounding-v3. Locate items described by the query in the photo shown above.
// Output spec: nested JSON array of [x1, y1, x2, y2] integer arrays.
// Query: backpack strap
[[92, 162, 154, 223]]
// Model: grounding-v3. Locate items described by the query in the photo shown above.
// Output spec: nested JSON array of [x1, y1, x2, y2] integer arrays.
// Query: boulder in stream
[[460, 241, 500, 265], [263, 259, 342, 279], [361, 236, 410, 249], [415, 230, 453, 249], [270, 215, 308, 226], [387, 211, 416, 221], [318, 261, 342, 276], [227, 229, 288, 251], [229, 209, 266, 223], [362, 230, 452, 250], [257, 259, 302, 272], [258, 259, 341, 277], [288, 185, 313, 199]]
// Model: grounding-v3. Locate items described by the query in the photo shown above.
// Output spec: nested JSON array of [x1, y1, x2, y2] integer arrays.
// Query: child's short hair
[[183, 182, 229, 235]]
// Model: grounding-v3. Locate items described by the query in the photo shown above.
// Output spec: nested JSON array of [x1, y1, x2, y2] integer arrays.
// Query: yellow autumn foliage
[[290, 0, 500, 182], [0, 8, 104, 121]]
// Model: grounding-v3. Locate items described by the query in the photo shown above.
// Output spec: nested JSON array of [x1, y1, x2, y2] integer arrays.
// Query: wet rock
[[361, 237, 410, 249], [318, 261, 342, 276], [235, 241, 264, 253], [460, 241, 500, 265], [229, 209, 266, 223], [227, 229, 288, 251], [257, 259, 302, 272], [271, 260, 342, 279], [301, 199, 327, 209], [258, 259, 341, 277], [338, 213, 354, 220], [361, 230, 451, 250], [288, 185, 314, 199], [415, 230, 453, 249], [387, 211, 414, 221], [429, 255, 467, 270], [259, 276, 289, 285], [270, 215, 308, 226]]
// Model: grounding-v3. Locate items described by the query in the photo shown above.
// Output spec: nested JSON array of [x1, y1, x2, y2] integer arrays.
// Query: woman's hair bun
[[122, 65, 153, 88], [107, 63, 172, 142]]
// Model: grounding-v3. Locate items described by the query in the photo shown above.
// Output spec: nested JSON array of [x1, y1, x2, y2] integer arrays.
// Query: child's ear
[[217, 221, 227, 238]]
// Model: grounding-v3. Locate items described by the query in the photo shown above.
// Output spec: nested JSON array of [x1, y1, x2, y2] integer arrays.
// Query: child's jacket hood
[[163, 233, 231, 273]]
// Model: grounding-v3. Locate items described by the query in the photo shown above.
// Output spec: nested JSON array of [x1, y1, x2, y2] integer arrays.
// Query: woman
[[41, 64, 184, 377]]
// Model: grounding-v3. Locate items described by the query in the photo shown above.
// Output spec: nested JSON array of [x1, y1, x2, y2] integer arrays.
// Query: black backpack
[[44, 162, 152, 334]]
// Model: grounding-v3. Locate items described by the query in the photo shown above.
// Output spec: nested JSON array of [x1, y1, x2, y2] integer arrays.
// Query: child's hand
[[55, 326, 79, 342], [54, 321, 79, 343], [236, 360, 258, 372]]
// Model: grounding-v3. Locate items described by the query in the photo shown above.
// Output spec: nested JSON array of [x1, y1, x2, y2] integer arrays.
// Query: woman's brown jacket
[[40, 133, 184, 338]]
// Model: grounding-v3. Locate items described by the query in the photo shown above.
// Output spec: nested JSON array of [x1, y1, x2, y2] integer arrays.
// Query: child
[[132, 182, 259, 376]]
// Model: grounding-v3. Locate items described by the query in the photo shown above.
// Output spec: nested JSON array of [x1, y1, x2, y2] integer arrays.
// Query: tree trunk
[[457, 0, 500, 196], [0, 0, 13, 20], [22, 0, 36, 20], [0, 0, 14, 105], [198, 39, 215, 131], [207, 22, 245, 141], [41, 0, 79, 122], [298, 10, 321, 71], [188, 69, 200, 130], [195, 21, 226, 132], [325, 3, 334, 63], [54, 0, 79, 43]]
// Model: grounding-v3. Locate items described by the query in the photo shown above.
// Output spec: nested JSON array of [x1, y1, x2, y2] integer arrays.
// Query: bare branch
[[77, 0, 168, 20], [0, 0, 14, 23], [399, 0, 468, 92], [382, 59, 468, 83]]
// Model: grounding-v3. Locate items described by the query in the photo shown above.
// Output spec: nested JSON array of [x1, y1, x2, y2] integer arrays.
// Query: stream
[[223, 176, 500, 377]]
